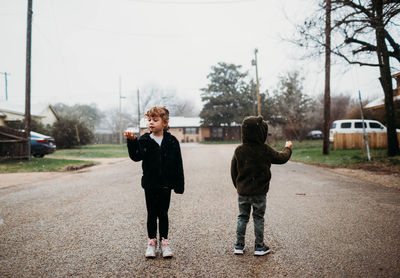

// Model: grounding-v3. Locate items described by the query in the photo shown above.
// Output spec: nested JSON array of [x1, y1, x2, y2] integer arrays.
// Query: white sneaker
[[160, 238, 173, 258], [145, 238, 157, 258]]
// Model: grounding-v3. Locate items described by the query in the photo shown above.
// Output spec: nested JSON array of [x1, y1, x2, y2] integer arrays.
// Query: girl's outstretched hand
[[285, 141, 293, 148], [124, 131, 136, 140]]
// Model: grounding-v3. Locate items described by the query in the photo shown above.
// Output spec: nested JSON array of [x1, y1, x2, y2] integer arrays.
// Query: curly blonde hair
[[145, 106, 170, 131]]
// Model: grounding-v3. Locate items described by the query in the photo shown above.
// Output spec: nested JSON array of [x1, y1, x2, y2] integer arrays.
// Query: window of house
[[184, 127, 197, 134], [211, 127, 223, 138], [340, 122, 351, 128]]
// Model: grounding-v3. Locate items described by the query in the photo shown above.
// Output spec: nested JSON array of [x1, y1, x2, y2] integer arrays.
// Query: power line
[[128, 0, 256, 4]]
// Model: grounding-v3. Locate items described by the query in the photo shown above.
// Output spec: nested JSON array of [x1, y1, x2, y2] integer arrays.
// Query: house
[[0, 104, 58, 128], [139, 116, 241, 143], [365, 72, 400, 110]]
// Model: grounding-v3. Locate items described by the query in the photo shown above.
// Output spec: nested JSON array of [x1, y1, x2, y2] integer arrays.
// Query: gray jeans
[[236, 194, 266, 246]]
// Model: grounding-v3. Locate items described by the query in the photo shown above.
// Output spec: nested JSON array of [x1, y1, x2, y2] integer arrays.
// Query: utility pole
[[25, 0, 33, 160], [252, 49, 261, 116], [323, 0, 331, 155], [118, 76, 126, 144], [0, 72, 10, 100], [251, 81, 256, 116], [137, 89, 140, 134]]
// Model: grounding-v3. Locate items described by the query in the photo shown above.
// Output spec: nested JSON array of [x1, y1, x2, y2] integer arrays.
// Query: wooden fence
[[0, 126, 29, 159], [333, 132, 400, 150]]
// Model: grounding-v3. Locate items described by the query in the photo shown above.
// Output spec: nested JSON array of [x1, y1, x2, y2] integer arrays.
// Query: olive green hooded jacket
[[231, 116, 292, 196]]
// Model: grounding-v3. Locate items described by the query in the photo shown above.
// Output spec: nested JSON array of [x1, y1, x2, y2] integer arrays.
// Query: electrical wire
[[128, 0, 256, 4]]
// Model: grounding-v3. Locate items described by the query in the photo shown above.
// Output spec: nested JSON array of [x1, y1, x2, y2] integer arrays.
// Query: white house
[[365, 72, 400, 110], [0, 104, 58, 128]]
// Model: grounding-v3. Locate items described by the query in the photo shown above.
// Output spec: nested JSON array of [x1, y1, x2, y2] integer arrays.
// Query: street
[[1, 144, 399, 277]]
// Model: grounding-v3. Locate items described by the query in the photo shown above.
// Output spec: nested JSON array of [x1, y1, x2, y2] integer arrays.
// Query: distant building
[[0, 105, 58, 128], [365, 72, 400, 110], [139, 116, 241, 142]]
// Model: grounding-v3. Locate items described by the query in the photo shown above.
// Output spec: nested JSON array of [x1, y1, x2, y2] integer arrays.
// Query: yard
[[271, 139, 400, 174]]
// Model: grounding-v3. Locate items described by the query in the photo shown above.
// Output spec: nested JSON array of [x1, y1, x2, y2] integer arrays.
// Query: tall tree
[[200, 62, 249, 126], [295, 0, 400, 156], [273, 71, 316, 140], [135, 86, 199, 118], [52, 103, 103, 130]]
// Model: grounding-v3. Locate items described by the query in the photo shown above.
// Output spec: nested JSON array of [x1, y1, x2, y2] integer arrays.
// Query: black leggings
[[144, 188, 171, 239]]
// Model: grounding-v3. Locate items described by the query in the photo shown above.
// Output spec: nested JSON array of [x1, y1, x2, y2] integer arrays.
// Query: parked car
[[30, 131, 56, 158], [329, 119, 386, 143], [306, 130, 323, 140]]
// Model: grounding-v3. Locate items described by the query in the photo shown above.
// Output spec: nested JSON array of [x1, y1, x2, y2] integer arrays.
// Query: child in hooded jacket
[[231, 116, 292, 255], [125, 106, 184, 258]]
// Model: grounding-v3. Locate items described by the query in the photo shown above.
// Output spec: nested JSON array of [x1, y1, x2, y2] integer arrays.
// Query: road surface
[[1, 144, 399, 277]]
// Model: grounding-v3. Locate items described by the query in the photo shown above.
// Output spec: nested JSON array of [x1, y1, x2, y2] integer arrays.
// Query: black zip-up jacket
[[127, 131, 184, 194]]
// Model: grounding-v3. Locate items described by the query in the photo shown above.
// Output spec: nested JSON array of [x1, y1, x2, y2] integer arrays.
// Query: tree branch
[[339, 0, 374, 19], [344, 37, 377, 50], [384, 29, 400, 63], [330, 48, 380, 66]]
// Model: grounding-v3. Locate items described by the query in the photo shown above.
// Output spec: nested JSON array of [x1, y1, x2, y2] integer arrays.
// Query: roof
[[365, 95, 400, 109], [0, 102, 58, 118], [140, 116, 202, 129], [0, 103, 57, 118], [0, 107, 43, 118]]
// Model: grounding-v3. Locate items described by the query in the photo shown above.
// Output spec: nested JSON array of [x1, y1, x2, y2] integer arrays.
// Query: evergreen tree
[[273, 71, 316, 139], [200, 62, 249, 126]]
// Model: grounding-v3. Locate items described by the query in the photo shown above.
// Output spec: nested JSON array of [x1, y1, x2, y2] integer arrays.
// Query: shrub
[[52, 117, 93, 149], [6, 119, 51, 135]]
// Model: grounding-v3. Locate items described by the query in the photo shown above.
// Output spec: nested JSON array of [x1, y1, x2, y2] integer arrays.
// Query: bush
[[6, 119, 51, 135], [52, 117, 93, 149]]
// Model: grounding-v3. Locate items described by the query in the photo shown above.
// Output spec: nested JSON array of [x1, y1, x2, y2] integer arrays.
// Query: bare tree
[[103, 109, 135, 134], [307, 92, 353, 132], [294, 0, 400, 156], [132, 86, 200, 120]]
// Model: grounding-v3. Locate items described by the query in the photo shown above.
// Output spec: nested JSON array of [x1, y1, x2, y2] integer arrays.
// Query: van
[[329, 119, 386, 143]]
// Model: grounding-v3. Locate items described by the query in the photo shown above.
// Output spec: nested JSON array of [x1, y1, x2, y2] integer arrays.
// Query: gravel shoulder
[[328, 167, 400, 190]]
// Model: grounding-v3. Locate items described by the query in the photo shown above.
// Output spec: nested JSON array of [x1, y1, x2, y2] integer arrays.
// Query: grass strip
[[49, 144, 128, 158], [0, 158, 96, 173], [270, 139, 400, 171]]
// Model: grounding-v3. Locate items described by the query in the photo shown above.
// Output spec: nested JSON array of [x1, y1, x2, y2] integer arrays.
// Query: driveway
[[1, 144, 399, 277]]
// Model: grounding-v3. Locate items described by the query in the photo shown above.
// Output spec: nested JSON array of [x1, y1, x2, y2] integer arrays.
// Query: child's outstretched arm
[[268, 141, 293, 164], [125, 132, 143, 162]]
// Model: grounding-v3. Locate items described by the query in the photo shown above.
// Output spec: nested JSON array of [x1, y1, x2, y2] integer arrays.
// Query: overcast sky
[[0, 0, 392, 115]]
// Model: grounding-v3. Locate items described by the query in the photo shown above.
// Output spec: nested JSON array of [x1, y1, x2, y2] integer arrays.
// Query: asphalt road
[[1, 144, 399, 277]]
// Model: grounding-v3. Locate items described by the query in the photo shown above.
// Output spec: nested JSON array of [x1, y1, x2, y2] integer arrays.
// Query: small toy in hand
[[124, 131, 135, 140]]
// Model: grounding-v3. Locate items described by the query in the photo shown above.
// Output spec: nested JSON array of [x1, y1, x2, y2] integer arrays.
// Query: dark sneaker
[[254, 244, 270, 256], [234, 243, 245, 255]]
